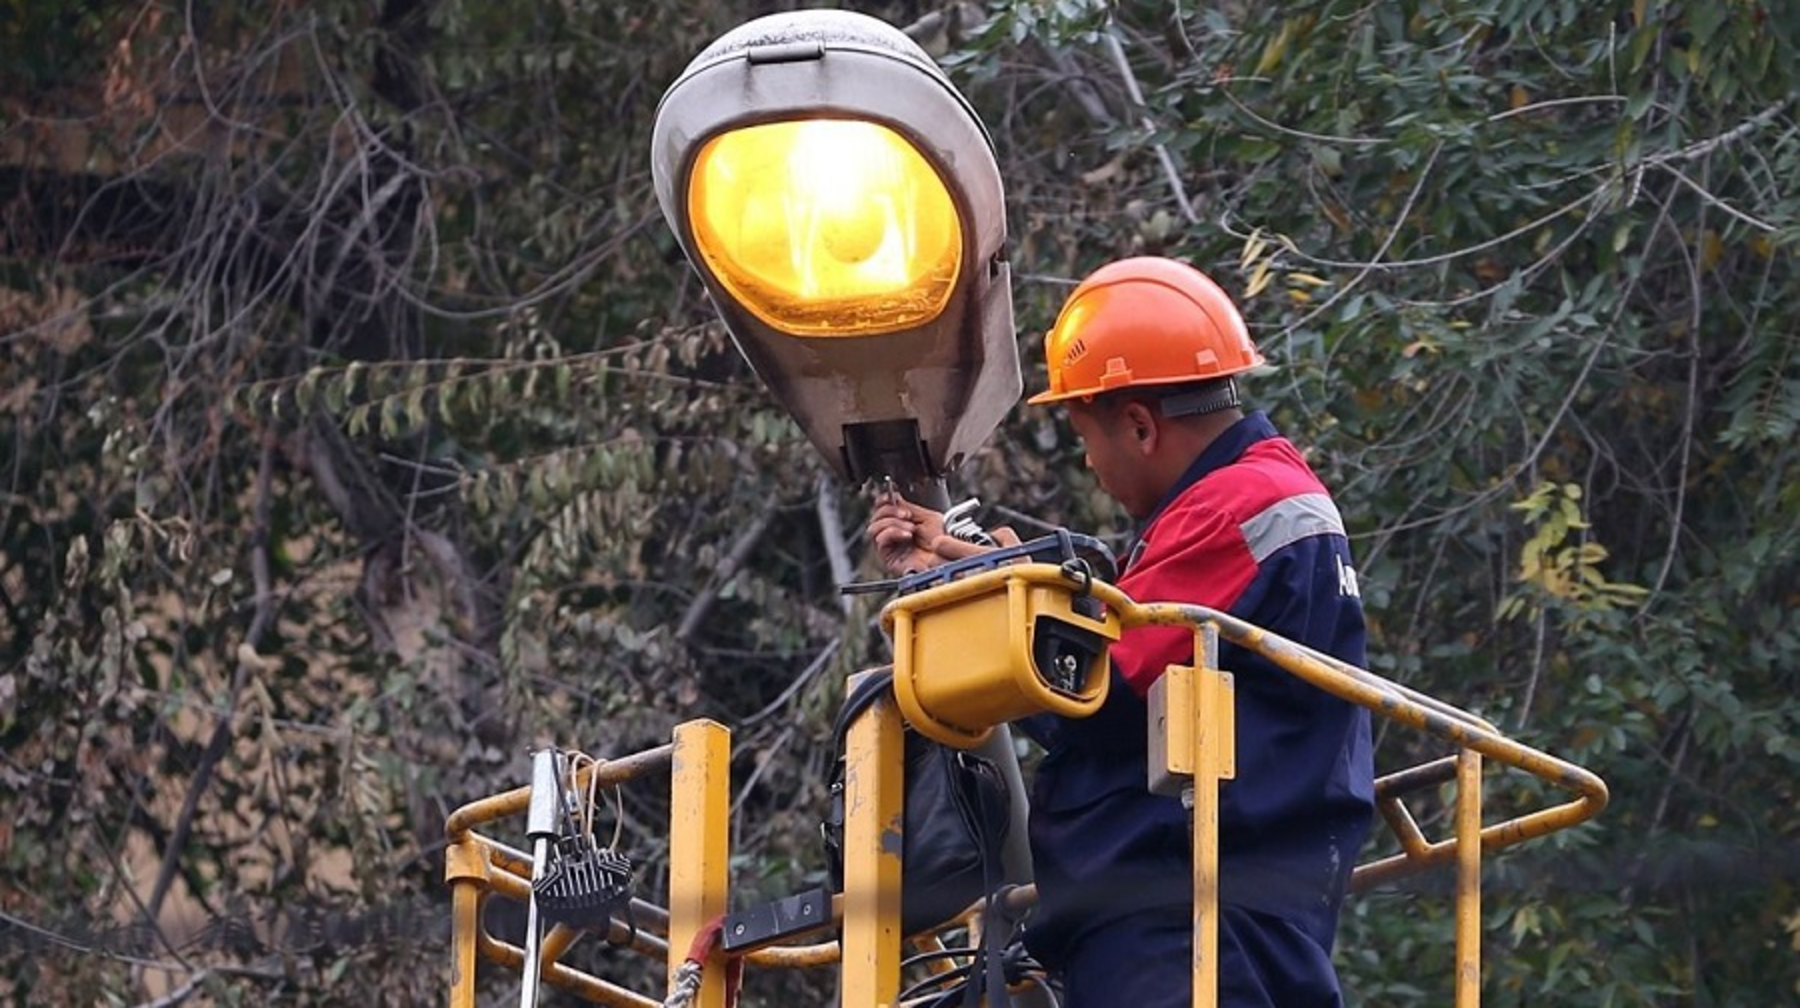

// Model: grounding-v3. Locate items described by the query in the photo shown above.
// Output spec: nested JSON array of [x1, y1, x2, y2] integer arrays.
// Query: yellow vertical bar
[[445, 837, 490, 1008], [669, 719, 732, 1008], [1192, 625, 1233, 1008], [1455, 748, 1483, 1008], [448, 879, 480, 1008], [840, 667, 906, 1008]]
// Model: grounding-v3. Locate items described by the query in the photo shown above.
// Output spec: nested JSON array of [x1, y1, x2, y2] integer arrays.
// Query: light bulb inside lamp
[[688, 118, 962, 337]]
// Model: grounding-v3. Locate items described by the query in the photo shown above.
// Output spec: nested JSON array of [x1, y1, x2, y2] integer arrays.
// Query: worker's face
[[1065, 399, 1157, 519]]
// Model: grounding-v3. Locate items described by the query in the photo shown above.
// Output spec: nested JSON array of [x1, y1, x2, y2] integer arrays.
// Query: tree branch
[[145, 431, 279, 924], [814, 476, 855, 614], [676, 510, 775, 644], [1654, 97, 1794, 165], [1659, 163, 1778, 233], [1102, 27, 1197, 224], [129, 969, 212, 1008]]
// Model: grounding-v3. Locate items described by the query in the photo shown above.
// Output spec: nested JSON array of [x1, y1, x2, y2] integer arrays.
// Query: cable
[[561, 749, 626, 850], [897, 961, 973, 1004]]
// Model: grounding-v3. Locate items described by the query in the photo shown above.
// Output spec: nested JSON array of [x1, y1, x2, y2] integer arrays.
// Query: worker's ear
[[1120, 400, 1158, 454]]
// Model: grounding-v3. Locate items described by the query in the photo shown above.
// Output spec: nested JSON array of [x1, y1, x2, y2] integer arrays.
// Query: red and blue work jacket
[[1021, 411, 1375, 964]]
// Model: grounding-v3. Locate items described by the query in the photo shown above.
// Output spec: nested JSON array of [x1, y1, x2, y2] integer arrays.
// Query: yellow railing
[[443, 563, 1608, 1008]]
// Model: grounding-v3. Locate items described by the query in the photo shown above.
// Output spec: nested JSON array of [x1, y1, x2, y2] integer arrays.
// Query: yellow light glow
[[688, 119, 962, 337]]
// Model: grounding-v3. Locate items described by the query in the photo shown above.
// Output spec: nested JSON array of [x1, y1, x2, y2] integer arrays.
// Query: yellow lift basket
[[445, 560, 1608, 1008]]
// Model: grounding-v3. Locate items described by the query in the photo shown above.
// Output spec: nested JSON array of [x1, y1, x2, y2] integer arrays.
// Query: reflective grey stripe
[[1239, 493, 1346, 563]]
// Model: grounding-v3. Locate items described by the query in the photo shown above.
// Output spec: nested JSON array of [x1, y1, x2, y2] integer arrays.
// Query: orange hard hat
[[1027, 257, 1265, 405]]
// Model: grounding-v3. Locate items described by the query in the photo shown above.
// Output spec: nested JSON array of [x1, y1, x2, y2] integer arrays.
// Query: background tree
[[2, 1, 1794, 1006]]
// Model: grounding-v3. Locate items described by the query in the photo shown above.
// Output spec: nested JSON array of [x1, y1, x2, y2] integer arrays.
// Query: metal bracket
[[721, 887, 832, 953]]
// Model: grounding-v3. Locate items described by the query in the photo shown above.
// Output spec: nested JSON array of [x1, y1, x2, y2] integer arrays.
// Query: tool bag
[[820, 666, 1011, 937]]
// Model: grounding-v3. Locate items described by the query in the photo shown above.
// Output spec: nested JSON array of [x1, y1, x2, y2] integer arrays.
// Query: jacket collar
[[1123, 411, 1277, 570]]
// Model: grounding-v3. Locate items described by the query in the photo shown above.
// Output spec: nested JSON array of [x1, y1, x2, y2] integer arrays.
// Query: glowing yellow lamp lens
[[688, 119, 963, 337]]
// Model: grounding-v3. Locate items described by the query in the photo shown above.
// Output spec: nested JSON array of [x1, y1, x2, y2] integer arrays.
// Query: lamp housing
[[651, 10, 1019, 486]]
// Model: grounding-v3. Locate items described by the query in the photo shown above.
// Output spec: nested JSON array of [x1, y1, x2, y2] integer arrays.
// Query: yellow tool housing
[[881, 563, 1118, 748]]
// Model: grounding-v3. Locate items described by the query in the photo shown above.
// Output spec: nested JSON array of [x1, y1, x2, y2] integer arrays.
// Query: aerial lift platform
[[444, 541, 1607, 1008]]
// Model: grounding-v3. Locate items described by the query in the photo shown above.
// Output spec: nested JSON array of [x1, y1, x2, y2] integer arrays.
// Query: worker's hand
[[868, 494, 952, 575], [867, 494, 1021, 575]]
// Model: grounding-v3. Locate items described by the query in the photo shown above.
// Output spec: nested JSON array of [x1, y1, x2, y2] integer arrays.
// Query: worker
[[867, 256, 1375, 1008]]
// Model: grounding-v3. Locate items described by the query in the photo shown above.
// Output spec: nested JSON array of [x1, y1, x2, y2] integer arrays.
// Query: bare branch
[[146, 431, 279, 923], [1653, 97, 1794, 165], [129, 969, 212, 1008], [1658, 163, 1779, 233], [1215, 83, 1392, 147], [1484, 94, 1628, 123], [1242, 179, 1604, 274], [1102, 27, 1197, 224], [814, 476, 855, 615], [1033, 42, 1117, 127], [1276, 143, 1443, 353], [1643, 187, 1706, 608], [675, 510, 775, 644], [737, 638, 841, 730]]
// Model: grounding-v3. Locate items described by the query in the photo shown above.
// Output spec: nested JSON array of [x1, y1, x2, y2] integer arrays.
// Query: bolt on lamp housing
[[651, 10, 1019, 487]]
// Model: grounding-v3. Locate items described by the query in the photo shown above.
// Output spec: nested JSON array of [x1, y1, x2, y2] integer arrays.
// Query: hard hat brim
[[1025, 362, 1271, 408], [1024, 387, 1085, 407]]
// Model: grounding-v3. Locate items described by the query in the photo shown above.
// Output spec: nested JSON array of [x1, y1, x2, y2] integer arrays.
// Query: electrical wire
[[562, 749, 626, 849]]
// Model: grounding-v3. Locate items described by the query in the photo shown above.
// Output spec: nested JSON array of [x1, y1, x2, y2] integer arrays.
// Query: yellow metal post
[[1455, 748, 1483, 1008], [839, 668, 906, 1008], [669, 720, 732, 1008], [1188, 625, 1236, 1008], [445, 837, 489, 1008]]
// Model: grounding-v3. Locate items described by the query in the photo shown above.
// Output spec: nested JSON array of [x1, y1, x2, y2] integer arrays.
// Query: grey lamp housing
[[650, 10, 1019, 488]]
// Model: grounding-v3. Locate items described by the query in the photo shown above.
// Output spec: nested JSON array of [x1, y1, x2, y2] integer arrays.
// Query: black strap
[[829, 669, 1014, 1007], [1158, 377, 1241, 418], [832, 666, 896, 752], [962, 795, 1015, 1008]]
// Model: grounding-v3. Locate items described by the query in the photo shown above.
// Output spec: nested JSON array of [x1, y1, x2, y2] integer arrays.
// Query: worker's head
[[1027, 257, 1264, 518]]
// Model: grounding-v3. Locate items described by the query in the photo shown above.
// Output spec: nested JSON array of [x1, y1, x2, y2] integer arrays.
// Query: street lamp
[[650, 9, 1017, 491]]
